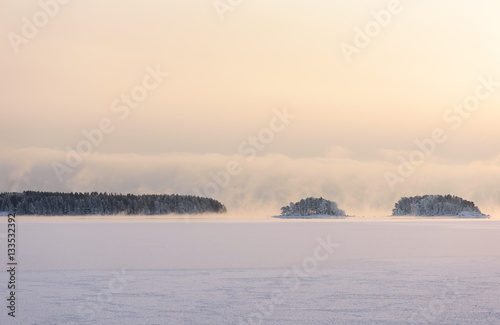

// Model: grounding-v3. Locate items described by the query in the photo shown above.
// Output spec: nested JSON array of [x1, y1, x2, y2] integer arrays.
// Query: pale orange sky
[[1, 0, 500, 215]]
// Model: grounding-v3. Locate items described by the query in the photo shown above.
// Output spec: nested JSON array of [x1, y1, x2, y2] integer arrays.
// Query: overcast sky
[[2, 0, 500, 216]]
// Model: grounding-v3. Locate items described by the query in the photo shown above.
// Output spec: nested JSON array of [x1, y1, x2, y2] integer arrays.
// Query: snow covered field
[[1, 217, 500, 324]]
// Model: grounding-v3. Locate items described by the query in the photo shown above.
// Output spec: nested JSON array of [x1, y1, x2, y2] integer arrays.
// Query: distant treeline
[[281, 197, 346, 217], [392, 194, 484, 216], [0, 191, 226, 216]]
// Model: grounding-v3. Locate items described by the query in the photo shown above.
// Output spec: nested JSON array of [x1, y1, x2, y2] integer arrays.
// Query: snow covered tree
[[0, 191, 227, 216], [392, 195, 485, 217], [280, 197, 346, 217]]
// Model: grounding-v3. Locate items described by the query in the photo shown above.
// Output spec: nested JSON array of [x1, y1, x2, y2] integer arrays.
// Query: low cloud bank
[[1, 147, 500, 217]]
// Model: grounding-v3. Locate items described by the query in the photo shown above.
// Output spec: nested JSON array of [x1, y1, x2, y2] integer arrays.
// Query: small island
[[392, 194, 487, 218], [277, 197, 347, 219], [0, 191, 227, 216]]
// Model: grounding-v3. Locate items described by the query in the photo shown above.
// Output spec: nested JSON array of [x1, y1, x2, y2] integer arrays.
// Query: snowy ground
[[1, 217, 499, 324]]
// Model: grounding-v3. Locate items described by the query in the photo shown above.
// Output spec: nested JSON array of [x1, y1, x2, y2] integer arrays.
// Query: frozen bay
[[1, 217, 499, 324]]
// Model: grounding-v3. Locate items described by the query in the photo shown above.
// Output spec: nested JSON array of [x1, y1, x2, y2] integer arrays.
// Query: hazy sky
[[2, 0, 500, 216]]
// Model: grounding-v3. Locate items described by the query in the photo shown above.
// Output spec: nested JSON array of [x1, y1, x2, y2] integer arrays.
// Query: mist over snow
[[2, 146, 500, 217]]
